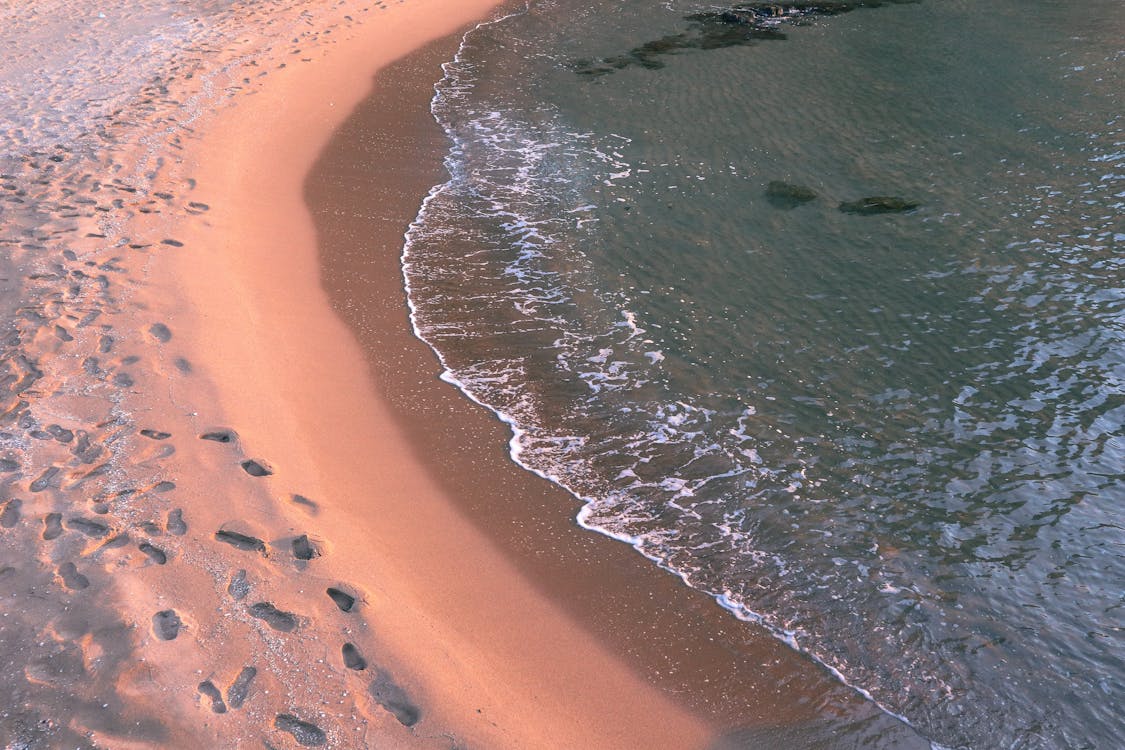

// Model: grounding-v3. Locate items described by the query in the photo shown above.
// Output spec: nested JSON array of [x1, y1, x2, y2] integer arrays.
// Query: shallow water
[[404, 1, 1125, 747]]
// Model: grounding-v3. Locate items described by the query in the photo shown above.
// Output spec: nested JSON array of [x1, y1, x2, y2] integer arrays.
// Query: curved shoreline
[[306, 7, 932, 750], [160, 0, 712, 747]]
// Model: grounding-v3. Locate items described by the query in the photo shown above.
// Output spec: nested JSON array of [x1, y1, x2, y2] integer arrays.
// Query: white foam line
[[399, 6, 947, 749]]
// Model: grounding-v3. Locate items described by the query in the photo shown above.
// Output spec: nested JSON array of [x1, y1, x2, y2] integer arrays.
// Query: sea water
[[403, 1, 1124, 748]]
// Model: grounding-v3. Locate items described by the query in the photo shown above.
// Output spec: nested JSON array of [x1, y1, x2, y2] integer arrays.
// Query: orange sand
[[151, 0, 712, 747]]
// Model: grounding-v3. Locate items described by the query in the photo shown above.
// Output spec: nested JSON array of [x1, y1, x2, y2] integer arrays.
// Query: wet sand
[[0, 0, 932, 747]]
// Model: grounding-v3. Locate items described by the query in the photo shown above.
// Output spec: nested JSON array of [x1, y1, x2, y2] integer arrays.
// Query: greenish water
[[404, 1, 1124, 747]]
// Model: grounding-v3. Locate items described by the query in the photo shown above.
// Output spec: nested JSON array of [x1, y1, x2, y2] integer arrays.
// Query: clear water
[[404, 1, 1123, 747]]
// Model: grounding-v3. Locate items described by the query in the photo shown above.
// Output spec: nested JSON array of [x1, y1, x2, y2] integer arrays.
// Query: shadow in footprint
[[275, 714, 326, 747], [166, 508, 187, 535], [249, 602, 299, 632], [342, 643, 366, 671], [67, 517, 109, 538], [139, 542, 167, 564], [30, 466, 59, 492], [228, 570, 250, 600], [58, 561, 89, 590], [290, 494, 319, 515], [1, 498, 21, 528], [227, 666, 257, 709], [200, 429, 236, 443], [326, 587, 355, 612], [198, 680, 227, 713], [240, 459, 273, 477], [215, 529, 267, 555], [149, 323, 172, 343], [140, 429, 171, 440], [369, 669, 421, 727], [152, 609, 181, 640], [42, 512, 62, 540], [292, 535, 319, 561]]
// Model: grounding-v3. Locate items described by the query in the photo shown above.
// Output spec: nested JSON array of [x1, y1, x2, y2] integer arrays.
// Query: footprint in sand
[[228, 570, 250, 600], [227, 666, 257, 709], [248, 602, 299, 632], [341, 643, 366, 671], [58, 561, 90, 590], [290, 494, 319, 515], [240, 459, 273, 477], [197, 680, 227, 713], [215, 529, 267, 555], [42, 512, 62, 540], [101, 532, 131, 549], [66, 517, 109, 538], [139, 429, 171, 440], [369, 669, 421, 727], [152, 609, 181, 640], [46, 424, 74, 443], [148, 323, 172, 343], [0, 498, 21, 528], [274, 714, 326, 747], [166, 508, 187, 535], [29, 466, 59, 492], [138, 542, 167, 564], [326, 587, 356, 612], [291, 534, 319, 561], [200, 429, 236, 443]]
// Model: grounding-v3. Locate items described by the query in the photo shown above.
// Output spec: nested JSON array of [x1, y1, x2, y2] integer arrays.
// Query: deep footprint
[[215, 530, 267, 555], [292, 534, 319, 561], [248, 602, 299, 632], [140, 429, 171, 440], [227, 666, 257, 709], [326, 587, 355, 612], [274, 714, 326, 747], [67, 517, 109, 538], [29, 466, 59, 492], [139, 542, 167, 564], [152, 609, 182, 640], [369, 669, 421, 727], [342, 643, 366, 671], [200, 430, 236, 443], [166, 508, 187, 535], [198, 680, 227, 713], [240, 459, 273, 477], [42, 512, 62, 540], [58, 562, 90, 590]]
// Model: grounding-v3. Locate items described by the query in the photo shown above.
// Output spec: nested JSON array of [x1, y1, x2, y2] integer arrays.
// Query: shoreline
[[156, 1, 714, 747], [304, 8, 932, 750]]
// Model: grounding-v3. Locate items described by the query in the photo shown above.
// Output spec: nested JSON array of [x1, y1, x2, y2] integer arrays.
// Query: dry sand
[[0, 0, 932, 747]]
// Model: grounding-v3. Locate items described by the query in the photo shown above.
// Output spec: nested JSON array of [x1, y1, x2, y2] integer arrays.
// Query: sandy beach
[[0, 1, 937, 747]]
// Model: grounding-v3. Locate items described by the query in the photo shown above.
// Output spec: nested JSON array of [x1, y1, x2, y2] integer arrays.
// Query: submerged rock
[[838, 196, 920, 215], [765, 181, 818, 209]]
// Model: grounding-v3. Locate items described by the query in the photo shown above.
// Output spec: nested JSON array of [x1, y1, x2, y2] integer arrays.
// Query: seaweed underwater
[[571, 1, 921, 76]]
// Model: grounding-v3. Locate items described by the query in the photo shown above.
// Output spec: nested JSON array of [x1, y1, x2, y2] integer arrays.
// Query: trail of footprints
[[4, 420, 423, 744], [0, 2, 434, 745]]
